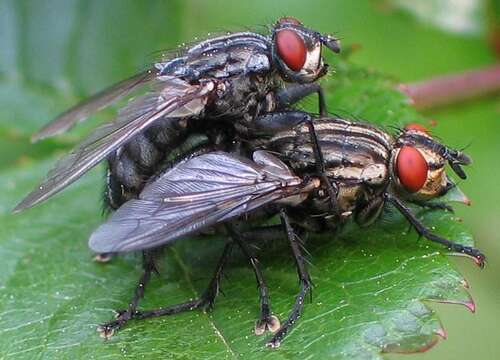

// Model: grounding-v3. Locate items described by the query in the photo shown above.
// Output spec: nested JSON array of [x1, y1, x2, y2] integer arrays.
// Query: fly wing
[[14, 77, 216, 213], [88, 151, 304, 253], [32, 70, 156, 142]]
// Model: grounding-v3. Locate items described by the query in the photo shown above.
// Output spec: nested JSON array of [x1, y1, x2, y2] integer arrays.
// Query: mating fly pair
[[14, 16, 341, 347], [14, 17, 484, 348]]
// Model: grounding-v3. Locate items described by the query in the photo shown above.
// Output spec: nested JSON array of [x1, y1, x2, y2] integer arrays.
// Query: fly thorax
[[208, 73, 277, 124]]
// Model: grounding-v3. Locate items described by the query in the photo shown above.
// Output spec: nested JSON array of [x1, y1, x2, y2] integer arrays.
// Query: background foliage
[[1, 0, 499, 359]]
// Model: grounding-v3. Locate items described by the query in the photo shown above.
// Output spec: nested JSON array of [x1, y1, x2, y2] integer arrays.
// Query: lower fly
[[88, 115, 484, 347]]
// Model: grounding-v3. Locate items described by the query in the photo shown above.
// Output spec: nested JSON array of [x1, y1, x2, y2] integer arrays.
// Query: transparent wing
[[14, 77, 216, 212], [32, 70, 156, 142], [89, 151, 304, 253]]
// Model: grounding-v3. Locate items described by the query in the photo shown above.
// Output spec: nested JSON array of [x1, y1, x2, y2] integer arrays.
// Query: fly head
[[390, 123, 472, 202], [271, 17, 340, 83]]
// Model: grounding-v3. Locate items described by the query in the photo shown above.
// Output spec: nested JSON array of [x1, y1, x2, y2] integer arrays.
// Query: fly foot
[[97, 321, 120, 340], [97, 310, 132, 339], [255, 315, 280, 335], [93, 252, 114, 263]]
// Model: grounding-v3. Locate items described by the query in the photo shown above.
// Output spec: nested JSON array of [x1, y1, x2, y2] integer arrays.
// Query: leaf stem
[[399, 64, 500, 110]]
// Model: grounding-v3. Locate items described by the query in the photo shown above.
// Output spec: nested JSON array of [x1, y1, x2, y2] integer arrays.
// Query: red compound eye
[[396, 146, 428, 193], [276, 29, 307, 72], [404, 123, 428, 134]]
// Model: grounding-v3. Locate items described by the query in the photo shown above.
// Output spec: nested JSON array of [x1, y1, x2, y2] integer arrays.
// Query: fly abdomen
[[145, 116, 189, 149], [109, 150, 142, 192], [125, 132, 162, 170], [105, 125, 181, 209], [105, 150, 141, 210], [105, 125, 211, 210]]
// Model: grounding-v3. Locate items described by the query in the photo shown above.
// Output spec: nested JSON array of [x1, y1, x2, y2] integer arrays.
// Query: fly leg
[[410, 200, 454, 213], [275, 83, 327, 116], [253, 111, 326, 175], [240, 224, 286, 244], [267, 209, 313, 348], [121, 242, 233, 323], [97, 250, 159, 339], [254, 110, 338, 211], [129, 226, 285, 324], [303, 117, 340, 212], [273, 82, 343, 209], [226, 224, 280, 335], [96, 225, 287, 338], [385, 193, 486, 268]]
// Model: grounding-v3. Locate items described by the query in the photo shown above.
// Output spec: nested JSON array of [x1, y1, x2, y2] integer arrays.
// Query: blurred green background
[[1, 0, 499, 359]]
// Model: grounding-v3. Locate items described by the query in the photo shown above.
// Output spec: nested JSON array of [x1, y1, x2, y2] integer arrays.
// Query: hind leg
[[98, 250, 160, 339]]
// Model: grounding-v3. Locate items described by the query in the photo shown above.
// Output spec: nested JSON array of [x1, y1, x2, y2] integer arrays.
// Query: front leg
[[97, 250, 159, 339], [385, 192, 485, 268], [276, 83, 327, 116], [410, 200, 454, 213]]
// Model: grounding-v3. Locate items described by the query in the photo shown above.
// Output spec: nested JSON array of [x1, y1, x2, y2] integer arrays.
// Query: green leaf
[[0, 1, 480, 359]]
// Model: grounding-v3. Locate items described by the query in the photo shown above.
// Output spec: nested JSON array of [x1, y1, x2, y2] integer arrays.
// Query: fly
[[13, 17, 340, 212], [88, 116, 485, 347]]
